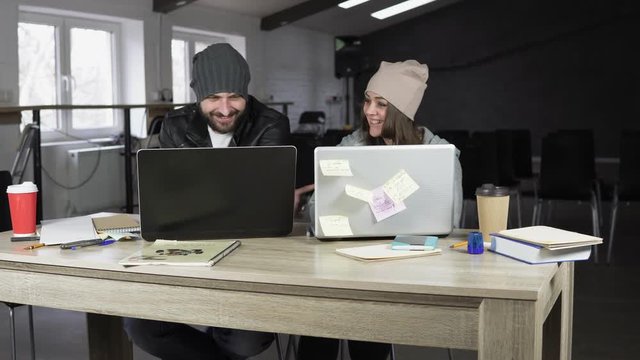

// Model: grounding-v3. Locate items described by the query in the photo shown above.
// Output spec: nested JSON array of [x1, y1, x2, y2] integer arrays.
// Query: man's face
[[200, 92, 247, 133]]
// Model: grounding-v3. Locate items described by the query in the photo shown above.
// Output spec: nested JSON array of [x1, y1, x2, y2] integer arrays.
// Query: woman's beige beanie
[[365, 60, 429, 121]]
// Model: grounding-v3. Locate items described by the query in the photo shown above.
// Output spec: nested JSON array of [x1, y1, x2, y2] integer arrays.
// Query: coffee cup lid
[[475, 183, 509, 197], [6, 181, 39, 194]]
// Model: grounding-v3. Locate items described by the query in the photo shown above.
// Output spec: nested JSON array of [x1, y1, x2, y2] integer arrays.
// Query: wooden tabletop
[[0, 225, 558, 301]]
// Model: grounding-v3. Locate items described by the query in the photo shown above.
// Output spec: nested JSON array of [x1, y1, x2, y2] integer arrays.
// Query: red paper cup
[[7, 181, 38, 236]]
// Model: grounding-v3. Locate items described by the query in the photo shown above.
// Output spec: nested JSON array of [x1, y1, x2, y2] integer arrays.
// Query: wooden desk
[[0, 227, 573, 360]]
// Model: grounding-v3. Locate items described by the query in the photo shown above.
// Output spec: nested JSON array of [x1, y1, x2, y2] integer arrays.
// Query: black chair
[[533, 130, 602, 261], [294, 111, 325, 136], [143, 115, 165, 149], [510, 130, 536, 180], [435, 129, 469, 151], [322, 129, 352, 146], [495, 129, 537, 227], [607, 130, 640, 264], [291, 133, 322, 188], [459, 131, 500, 227], [10, 123, 38, 185], [1, 170, 36, 360]]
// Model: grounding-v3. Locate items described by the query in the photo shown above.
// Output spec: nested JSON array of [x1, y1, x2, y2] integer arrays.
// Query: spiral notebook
[[92, 214, 141, 233]]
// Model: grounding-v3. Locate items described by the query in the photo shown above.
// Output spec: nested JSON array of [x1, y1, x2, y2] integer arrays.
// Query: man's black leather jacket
[[158, 95, 291, 148]]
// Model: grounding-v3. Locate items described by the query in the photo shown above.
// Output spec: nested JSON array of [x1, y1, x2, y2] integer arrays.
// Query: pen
[[391, 245, 435, 251], [449, 241, 468, 249], [24, 243, 46, 250], [60, 238, 105, 250], [449, 241, 492, 249], [11, 235, 40, 242]]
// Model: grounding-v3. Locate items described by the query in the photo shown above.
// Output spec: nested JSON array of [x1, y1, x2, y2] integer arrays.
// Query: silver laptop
[[313, 144, 455, 239], [137, 146, 296, 241]]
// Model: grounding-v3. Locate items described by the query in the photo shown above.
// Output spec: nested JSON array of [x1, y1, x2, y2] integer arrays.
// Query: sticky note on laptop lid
[[383, 169, 419, 203], [319, 215, 353, 237], [319, 159, 353, 176], [345, 184, 372, 202]]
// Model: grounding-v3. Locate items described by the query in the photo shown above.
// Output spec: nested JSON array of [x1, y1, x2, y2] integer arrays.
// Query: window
[[171, 32, 224, 104], [171, 28, 246, 104], [19, 11, 121, 140]]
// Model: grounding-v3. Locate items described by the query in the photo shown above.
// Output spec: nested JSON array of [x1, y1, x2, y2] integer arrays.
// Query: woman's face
[[363, 91, 388, 138]]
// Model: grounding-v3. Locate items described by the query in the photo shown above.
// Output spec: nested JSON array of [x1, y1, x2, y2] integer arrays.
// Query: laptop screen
[[313, 144, 455, 239], [137, 146, 296, 241]]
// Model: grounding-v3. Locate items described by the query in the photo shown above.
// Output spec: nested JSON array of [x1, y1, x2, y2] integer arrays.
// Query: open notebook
[[119, 240, 240, 267], [92, 214, 140, 233]]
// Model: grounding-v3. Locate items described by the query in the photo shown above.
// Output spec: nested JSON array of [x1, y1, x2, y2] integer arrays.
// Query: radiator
[[65, 145, 126, 216]]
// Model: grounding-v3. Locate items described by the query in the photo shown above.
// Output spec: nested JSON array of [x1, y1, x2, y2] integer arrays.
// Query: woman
[[297, 60, 463, 360]]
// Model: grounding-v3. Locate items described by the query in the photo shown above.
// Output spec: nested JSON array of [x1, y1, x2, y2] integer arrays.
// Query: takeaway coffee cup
[[6, 181, 38, 236], [475, 184, 510, 242]]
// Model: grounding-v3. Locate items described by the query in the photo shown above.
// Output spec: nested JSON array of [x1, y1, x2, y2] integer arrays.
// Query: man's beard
[[207, 109, 241, 134]]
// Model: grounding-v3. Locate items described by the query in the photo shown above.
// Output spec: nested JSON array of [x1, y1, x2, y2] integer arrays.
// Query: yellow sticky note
[[319, 215, 353, 237], [319, 159, 353, 176], [345, 184, 372, 202], [383, 169, 420, 203]]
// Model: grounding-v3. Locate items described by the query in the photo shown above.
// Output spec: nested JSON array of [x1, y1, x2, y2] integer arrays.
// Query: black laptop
[[137, 146, 296, 241]]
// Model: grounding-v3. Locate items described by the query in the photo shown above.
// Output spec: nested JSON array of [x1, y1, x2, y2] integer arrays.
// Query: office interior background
[[1, 0, 639, 359]]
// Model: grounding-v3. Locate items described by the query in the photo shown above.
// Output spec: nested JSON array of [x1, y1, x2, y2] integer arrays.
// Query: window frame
[[171, 29, 229, 103], [19, 10, 123, 142]]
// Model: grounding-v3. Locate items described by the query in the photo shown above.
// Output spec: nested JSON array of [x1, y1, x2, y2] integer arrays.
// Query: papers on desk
[[39, 213, 141, 245], [496, 226, 602, 249], [489, 226, 602, 264], [40, 215, 98, 245]]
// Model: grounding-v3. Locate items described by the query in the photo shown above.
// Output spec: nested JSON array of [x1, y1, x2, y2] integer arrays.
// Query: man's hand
[[294, 184, 315, 215]]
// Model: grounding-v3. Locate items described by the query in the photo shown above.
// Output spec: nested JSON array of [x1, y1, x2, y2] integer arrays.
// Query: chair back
[[291, 133, 322, 187], [436, 130, 469, 151], [11, 123, 38, 184], [500, 129, 533, 179], [295, 111, 325, 136], [539, 130, 595, 200], [618, 130, 640, 200], [495, 130, 522, 187], [144, 115, 165, 149], [1, 170, 12, 232], [460, 131, 500, 199], [322, 129, 352, 146]]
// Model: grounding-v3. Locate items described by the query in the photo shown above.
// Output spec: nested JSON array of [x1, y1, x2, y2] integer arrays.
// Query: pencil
[[449, 241, 468, 249], [24, 243, 45, 250]]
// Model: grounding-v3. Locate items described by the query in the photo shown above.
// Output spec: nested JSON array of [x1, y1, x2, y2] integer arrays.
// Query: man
[[159, 43, 290, 148], [124, 43, 290, 360]]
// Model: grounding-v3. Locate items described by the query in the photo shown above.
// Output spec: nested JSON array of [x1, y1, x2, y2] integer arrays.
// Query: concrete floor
[[2, 198, 639, 360]]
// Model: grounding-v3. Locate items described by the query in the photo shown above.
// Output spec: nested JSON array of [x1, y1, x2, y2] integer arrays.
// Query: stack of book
[[489, 226, 602, 264]]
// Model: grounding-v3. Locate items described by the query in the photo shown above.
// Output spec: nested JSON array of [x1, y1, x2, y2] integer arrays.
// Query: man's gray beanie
[[190, 43, 250, 102]]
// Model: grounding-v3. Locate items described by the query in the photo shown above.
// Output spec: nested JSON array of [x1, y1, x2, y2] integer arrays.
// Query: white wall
[[0, 0, 344, 218], [264, 26, 345, 129]]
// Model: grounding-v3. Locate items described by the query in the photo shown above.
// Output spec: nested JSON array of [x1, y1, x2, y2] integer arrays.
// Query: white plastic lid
[[6, 181, 38, 194]]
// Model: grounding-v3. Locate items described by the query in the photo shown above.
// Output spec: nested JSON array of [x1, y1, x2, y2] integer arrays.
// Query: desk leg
[[561, 262, 574, 360], [478, 298, 541, 360], [87, 314, 133, 360], [542, 262, 574, 360]]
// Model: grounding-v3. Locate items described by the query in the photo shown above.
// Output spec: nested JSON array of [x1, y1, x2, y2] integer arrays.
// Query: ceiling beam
[[153, 0, 198, 14], [261, 0, 343, 31]]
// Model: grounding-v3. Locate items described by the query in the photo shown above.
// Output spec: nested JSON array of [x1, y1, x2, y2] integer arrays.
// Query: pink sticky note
[[368, 187, 406, 222]]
